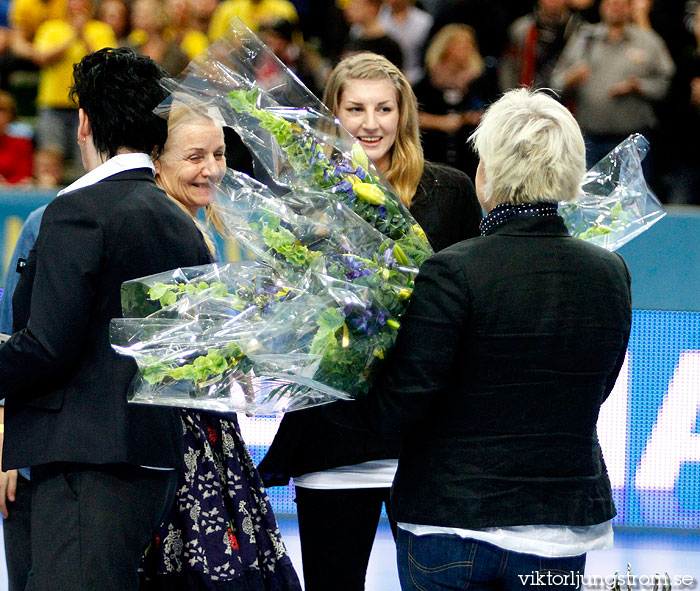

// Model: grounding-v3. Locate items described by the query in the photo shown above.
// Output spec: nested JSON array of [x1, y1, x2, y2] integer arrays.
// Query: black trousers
[[25, 462, 177, 591], [2, 473, 31, 591], [295, 486, 397, 591]]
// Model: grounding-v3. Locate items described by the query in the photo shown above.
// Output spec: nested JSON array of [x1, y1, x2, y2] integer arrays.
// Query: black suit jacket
[[327, 213, 632, 528], [0, 168, 212, 470]]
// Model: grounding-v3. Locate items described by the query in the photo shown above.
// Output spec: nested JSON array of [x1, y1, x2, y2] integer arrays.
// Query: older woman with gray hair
[[326, 88, 632, 590]]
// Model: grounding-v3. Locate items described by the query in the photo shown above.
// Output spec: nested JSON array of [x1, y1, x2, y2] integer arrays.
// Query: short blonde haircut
[[424, 24, 484, 80], [323, 52, 424, 207], [469, 88, 585, 205]]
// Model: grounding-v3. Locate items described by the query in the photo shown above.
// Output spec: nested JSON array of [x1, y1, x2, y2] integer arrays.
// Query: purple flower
[[331, 180, 353, 195], [377, 205, 387, 218], [342, 255, 371, 280], [334, 163, 355, 175], [382, 248, 396, 269]]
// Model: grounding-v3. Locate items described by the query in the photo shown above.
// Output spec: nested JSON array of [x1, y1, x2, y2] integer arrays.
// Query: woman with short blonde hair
[[470, 87, 586, 206]]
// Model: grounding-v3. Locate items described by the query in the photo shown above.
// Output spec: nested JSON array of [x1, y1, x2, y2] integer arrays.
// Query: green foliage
[[143, 342, 250, 386], [255, 214, 321, 268], [147, 281, 229, 309]]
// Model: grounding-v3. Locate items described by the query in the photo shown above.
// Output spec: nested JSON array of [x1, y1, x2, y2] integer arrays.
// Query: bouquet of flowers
[[111, 168, 419, 413], [111, 20, 665, 414], [560, 133, 665, 251]]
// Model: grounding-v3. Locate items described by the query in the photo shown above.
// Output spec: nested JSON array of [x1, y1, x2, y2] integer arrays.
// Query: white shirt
[[398, 521, 614, 558], [58, 152, 155, 196], [377, 6, 434, 84], [293, 459, 397, 489]]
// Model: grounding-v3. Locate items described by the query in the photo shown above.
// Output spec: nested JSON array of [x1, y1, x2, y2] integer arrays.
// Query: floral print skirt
[[140, 410, 301, 591]]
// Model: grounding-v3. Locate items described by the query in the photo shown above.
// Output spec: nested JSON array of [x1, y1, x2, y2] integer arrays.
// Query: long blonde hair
[[323, 52, 424, 207]]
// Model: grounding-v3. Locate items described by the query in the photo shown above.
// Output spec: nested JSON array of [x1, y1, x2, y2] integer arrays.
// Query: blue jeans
[[397, 529, 586, 591]]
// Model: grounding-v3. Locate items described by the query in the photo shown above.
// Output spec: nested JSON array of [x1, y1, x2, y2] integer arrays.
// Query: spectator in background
[[164, 0, 208, 60], [414, 24, 498, 178], [96, 0, 131, 45], [258, 18, 330, 98], [208, 0, 298, 40], [429, 0, 511, 60], [299, 0, 348, 64], [6, 0, 65, 70], [550, 0, 674, 174], [32, 147, 63, 188], [32, 0, 116, 183], [186, 0, 218, 51], [377, 0, 433, 84], [127, 0, 189, 75], [660, 4, 700, 204], [570, 0, 601, 23], [499, 0, 585, 91], [0, 90, 32, 184], [341, 0, 403, 71]]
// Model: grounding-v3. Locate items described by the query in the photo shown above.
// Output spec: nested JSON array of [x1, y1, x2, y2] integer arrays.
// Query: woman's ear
[[77, 108, 91, 144]]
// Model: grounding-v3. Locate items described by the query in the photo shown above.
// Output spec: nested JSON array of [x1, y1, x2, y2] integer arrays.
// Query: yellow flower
[[354, 183, 386, 205]]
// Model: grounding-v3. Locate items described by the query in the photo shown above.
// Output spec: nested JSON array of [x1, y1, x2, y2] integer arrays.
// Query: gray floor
[[276, 516, 700, 590], [0, 515, 696, 589]]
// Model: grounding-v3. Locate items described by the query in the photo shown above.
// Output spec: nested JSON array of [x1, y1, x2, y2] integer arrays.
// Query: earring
[[77, 136, 86, 146]]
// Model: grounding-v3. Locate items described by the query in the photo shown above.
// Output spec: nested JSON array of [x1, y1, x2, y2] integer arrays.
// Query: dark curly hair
[[70, 47, 169, 159]]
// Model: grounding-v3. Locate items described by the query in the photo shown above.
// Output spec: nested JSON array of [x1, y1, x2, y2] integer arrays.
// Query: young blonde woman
[[258, 52, 483, 591]]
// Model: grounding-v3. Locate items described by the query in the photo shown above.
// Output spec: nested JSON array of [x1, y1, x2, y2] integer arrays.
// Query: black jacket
[[327, 213, 631, 527], [257, 162, 482, 485], [0, 168, 212, 470]]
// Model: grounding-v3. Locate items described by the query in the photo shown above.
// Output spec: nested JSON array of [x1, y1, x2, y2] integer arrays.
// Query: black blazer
[[0, 168, 212, 470], [257, 163, 482, 484], [327, 213, 632, 528]]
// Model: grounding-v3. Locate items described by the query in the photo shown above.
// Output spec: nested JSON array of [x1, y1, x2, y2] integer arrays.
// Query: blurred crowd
[[0, 0, 697, 205]]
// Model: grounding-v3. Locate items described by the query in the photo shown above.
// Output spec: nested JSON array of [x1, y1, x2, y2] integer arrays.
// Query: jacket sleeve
[[0, 196, 103, 398], [324, 251, 471, 438], [603, 253, 633, 402]]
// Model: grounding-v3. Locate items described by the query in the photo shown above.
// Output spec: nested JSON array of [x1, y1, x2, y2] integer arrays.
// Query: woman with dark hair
[[258, 52, 483, 591], [0, 47, 212, 590]]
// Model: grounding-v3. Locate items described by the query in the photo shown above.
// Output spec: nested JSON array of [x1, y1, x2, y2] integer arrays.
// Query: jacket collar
[[483, 209, 571, 238], [57, 153, 155, 196]]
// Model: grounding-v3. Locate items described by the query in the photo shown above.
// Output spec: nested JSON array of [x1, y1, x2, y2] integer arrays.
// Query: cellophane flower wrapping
[[559, 133, 665, 251], [111, 20, 430, 414], [111, 21, 664, 414]]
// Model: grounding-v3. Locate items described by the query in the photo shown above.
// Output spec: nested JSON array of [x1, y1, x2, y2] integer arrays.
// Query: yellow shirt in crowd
[[34, 19, 117, 109], [10, 0, 66, 37], [180, 30, 209, 60], [208, 0, 298, 40]]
